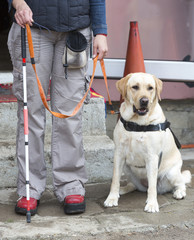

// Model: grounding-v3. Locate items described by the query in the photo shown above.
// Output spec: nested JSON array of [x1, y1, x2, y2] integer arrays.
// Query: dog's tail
[[182, 170, 192, 185]]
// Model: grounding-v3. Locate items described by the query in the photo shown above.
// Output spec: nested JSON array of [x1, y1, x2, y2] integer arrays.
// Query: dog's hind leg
[[182, 170, 192, 185], [119, 182, 136, 195], [167, 166, 191, 200], [119, 163, 136, 195], [173, 170, 191, 199]]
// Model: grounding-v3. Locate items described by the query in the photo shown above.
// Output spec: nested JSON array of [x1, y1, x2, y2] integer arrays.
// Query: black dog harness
[[120, 117, 170, 132], [120, 116, 181, 149]]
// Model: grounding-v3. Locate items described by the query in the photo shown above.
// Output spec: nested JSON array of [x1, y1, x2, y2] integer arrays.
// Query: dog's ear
[[116, 74, 131, 99], [153, 76, 163, 101]]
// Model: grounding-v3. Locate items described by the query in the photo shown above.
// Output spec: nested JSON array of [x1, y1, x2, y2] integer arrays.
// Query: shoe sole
[[15, 206, 37, 216], [64, 201, 85, 214]]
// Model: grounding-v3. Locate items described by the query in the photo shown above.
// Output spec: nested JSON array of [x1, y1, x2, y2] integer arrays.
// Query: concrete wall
[[160, 99, 194, 146]]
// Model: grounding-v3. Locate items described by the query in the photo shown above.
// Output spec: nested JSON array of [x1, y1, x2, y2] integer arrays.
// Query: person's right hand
[[12, 0, 33, 28]]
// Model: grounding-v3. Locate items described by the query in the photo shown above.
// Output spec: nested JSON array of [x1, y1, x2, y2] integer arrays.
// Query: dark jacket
[[7, 0, 107, 35]]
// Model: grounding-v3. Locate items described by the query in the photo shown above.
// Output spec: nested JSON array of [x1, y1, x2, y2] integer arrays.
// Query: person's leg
[[50, 27, 92, 203], [7, 23, 54, 200]]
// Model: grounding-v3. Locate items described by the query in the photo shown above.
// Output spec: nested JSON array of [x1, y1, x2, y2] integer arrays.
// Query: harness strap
[[120, 116, 182, 149], [25, 24, 114, 118]]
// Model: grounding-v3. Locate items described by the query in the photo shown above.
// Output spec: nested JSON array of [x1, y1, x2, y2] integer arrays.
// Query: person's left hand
[[93, 35, 108, 60]]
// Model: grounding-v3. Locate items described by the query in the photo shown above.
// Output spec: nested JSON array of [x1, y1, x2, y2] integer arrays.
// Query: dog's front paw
[[144, 200, 159, 213], [173, 189, 186, 200], [104, 193, 120, 207]]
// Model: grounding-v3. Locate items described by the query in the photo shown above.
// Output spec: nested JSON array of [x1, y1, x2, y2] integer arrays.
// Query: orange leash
[[25, 24, 114, 118], [181, 144, 194, 149]]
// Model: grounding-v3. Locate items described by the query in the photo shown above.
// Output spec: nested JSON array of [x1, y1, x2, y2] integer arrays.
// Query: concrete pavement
[[0, 148, 193, 240]]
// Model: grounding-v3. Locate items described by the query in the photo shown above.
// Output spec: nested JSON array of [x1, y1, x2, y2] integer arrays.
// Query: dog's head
[[116, 72, 163, 116]]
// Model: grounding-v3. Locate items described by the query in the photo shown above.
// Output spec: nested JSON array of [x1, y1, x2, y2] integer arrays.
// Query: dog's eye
[[148, 86, 153, 91], [132, 85, 139, 90]]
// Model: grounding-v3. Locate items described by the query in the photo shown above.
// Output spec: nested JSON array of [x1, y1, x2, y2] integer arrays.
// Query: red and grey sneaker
[[64, 195, 85, 214], [15, 197, 39, 216]]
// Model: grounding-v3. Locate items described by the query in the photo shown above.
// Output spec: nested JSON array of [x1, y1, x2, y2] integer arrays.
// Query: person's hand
[[12, 0, 33, 28], [93, 35, 108, 60]]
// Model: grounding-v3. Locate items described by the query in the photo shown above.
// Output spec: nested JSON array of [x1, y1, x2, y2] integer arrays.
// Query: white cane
[[21, 27, 31, 223]]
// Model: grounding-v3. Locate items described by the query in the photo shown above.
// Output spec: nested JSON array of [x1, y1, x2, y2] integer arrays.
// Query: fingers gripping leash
[[21, 27, 31, 223]]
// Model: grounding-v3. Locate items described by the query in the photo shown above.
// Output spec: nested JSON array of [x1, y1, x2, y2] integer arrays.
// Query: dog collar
[[120, 116, 170, 132]]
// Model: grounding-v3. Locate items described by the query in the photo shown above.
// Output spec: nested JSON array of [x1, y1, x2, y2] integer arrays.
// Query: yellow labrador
[[104, 72, 191, 213]]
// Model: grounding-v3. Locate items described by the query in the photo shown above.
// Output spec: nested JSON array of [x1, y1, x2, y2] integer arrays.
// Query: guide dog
[[104, 72, 191, 213]]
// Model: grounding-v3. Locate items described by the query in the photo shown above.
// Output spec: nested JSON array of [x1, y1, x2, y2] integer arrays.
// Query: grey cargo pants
[[8, 23, 91, 202]]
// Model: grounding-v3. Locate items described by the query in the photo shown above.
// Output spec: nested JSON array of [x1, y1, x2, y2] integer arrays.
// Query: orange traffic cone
[[124, 21, 145, 75], [118, 21, 145, 118]]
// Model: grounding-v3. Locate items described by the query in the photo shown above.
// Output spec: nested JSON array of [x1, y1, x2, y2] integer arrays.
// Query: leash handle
[[25, 24, 114, 118], [100, 60, 115, 114], [21, 28, 26, 59]]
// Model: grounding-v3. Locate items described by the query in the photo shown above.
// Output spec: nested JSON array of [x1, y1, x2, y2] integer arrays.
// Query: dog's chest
[[125, 133, 149, 166]]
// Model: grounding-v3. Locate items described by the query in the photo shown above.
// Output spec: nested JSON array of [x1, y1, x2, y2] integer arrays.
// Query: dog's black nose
[[140, 97, 149, 107]]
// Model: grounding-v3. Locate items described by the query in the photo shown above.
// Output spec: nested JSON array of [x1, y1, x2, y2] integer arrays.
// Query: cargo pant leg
[[50, 27, 92, 202], [7, 23, 54, 199]]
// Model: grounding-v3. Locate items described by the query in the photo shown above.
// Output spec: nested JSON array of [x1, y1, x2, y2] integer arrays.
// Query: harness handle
[[25, 24, 114, 118]]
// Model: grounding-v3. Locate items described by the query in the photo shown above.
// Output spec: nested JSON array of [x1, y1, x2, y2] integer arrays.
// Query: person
[[7, 0, 108, 215]]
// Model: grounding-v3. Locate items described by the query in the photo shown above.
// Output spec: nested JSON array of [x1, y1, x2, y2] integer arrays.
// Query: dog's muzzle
[[133, 97, 149, 116]]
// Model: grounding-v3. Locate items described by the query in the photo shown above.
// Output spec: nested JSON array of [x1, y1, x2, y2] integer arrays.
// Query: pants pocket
[[12, 70, 37, 101], [12, 71, 23, 101], [52, 74, 85, 115]]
